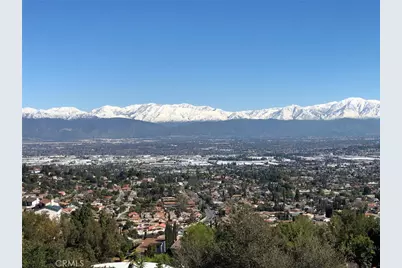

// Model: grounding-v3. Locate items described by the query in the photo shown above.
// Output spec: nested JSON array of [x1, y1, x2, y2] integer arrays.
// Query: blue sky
[[23, 0, 379, 111]]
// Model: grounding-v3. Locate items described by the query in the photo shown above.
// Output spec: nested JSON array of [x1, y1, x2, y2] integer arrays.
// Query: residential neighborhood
[[22, 138, 380, 267]]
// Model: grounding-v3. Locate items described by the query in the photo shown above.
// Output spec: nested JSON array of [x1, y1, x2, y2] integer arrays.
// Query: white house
[[35, 206, 62, 220], [40, 198, 60, 207], [22, 197, 40, 209]]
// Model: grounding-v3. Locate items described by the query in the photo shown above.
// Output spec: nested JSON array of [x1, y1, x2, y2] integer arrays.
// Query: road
[[116, 189, 124, 203], [117, 205, 131, 219]]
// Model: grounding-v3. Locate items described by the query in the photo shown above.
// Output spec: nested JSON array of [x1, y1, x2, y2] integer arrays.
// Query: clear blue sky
[[23, 0, 379, 111]]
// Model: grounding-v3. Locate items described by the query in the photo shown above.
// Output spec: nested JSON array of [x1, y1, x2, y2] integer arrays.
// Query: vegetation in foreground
[[174, 206, 379, 268], [23, 205, 379, 268]]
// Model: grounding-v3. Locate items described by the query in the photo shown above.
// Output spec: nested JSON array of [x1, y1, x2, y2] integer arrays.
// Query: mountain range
[[23, 97, 380, 123], [23, 118, 380, 141]]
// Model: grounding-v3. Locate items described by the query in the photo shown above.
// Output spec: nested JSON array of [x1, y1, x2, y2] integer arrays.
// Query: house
[[147, 225, 165, 235], [122, 184, 131, 191], [187, 200, 196, 207], [303, 213, 315, 220], [22, 196, 40, 209], [170, 235, 182, 251], [31, 167, 41, 174], [40, 199, 51, 206], [162, 197, 177, 202], [365, 212, 380, 219], [62, 207, 75, 215], [135, 236, 166, 255], [163, 202, 178, 209], [314, 215, 327, 222], [40, 199, 59, 207], [264, 217, 277, 223], [128, 212, 142, 223], [35, 205, 62, 220], [155, 235, 167, 253], [304, 206, 314, 213], [288, 209, 304, 218], [58, 201, 70, 208], [143, 178, 155, 183]]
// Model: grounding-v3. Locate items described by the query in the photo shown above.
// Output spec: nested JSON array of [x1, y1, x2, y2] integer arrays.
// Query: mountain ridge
[[22, 118, 380, 141], [22, 97, 380, 122]]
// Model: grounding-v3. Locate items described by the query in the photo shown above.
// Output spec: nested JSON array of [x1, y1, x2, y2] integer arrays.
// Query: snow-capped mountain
[[22, 107, 92, 120], [22, 97, 380, 123]]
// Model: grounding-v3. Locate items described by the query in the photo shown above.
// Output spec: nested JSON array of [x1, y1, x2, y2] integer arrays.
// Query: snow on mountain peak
[[22, 98, 380, 122], [22, 107, 87, 119], [22, 107, 38, 113]]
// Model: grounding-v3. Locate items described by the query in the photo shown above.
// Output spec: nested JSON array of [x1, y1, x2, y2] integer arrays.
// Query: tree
[[67, 204, 102, 262], [22, 240, 48, 268], [22, 212, 90, 268], [362, 186, 371, 196], [176, 206, 346, 268], [282, 188, 286, 202], [145, 254, 174, 266], [215, 207, 294, 268], [294, 189, 300, 202], [175, 223, 216, 268], [24, 202, 130, 265], [98, 211, 123, 259], [348, 235, 375, 268], [172, 221, 178, 240], [165, 222, 174, 249], [146, 244, 157, 258], [330, 210, 379, 267], [123, 220, 134, 230], [22, 163, 29, 174], [135, 257, 146, 268], [278, 215, 345, 268], [325, 206, 333, 218]]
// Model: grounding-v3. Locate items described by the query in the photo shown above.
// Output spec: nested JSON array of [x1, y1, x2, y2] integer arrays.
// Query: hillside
[[22, 118, 380, 141]]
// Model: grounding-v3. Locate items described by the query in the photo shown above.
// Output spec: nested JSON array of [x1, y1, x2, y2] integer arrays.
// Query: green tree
[[22, 212, 90, 268], [99, 211, 123, 259], [165, 222, 174, 249], [175, 223, 216, 268], [67, 204, 102, 262], [330, 210, 380, 267], [172, 221, 178, 240], [22, 240, 48, 268], [278, 215, 345, 268], [347, 235, 375, 268], [362, 187, 371, 196], [177, 194, 189, 212], [294, 189, 300, 202], [176, 206, 347, 268], [135, 256, 146, 268]]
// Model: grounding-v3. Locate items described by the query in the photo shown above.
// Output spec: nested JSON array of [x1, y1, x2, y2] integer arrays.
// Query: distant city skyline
[[23, 0, 379, 111]]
